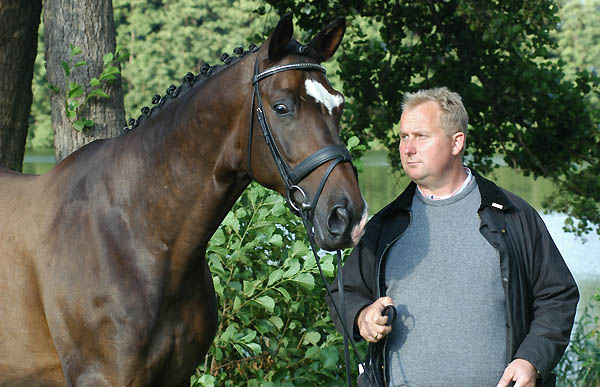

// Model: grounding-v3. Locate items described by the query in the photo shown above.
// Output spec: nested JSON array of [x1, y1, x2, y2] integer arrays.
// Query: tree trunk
[[44, 0, 125, 162], [0, 1, 42, 172]]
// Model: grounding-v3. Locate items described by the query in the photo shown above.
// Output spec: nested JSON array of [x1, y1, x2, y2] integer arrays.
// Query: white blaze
[[304, 79, 344, 114]]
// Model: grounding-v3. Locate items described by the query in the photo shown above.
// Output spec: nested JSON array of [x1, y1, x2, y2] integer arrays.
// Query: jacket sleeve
[[325, 221, 381, 342], [511, 205, 579, 378]]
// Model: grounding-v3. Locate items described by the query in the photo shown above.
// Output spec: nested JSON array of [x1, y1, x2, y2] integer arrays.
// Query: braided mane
[[122, 38, 320, 134], [122, 43, 260, 133]]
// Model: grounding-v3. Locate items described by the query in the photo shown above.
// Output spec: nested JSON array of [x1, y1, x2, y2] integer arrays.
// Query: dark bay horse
[[0, 14, 367, 387]]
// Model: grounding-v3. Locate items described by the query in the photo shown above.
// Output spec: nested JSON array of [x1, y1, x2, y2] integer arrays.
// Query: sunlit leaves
[[192, 183, 356, 386]]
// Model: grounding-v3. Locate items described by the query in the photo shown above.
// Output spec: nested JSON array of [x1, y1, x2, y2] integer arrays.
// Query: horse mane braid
[[121, 43, 259, 133]]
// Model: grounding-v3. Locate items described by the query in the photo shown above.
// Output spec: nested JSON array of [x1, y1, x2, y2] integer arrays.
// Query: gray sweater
[[385, 178, 506, 386]]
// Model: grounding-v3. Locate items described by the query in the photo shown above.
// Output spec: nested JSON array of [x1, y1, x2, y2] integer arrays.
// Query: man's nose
[[403, 138, 416, 155]]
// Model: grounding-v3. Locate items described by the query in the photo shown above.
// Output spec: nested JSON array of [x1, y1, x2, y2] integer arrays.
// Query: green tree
[[263, 0, 600, 238], [0, 0, 42, 171], [555, 0, 600, 78], [113, 0, 267, 117], [28, 20, 53, 150]]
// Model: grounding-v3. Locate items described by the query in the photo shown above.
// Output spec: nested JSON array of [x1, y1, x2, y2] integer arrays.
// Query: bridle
[[247, 58, 354, 218], [247, 56, 381, 387]]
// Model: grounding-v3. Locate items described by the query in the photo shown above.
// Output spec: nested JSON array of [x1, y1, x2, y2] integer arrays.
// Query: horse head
[[245, 14, 367, 251]]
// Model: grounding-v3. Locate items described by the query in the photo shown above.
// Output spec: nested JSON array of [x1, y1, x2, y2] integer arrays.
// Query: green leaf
[[48, 84, 60, 93], [272, 201, 287, 216], [89, 77, 100, 87], [103, 52, 114, 67], [88, 89, 110, 99], [255, 295, 275, 313], [243, 279, 259, 297], [240, 330, 257, 343], [83, 119, 94, 128], [213, 276, 223, 296], [102, 65, 120, 76], [215, 347, 223, 361], [249, 188, 258, 205], [221, 325, 237, 342], [223, 213, 240, 234], [70, 46, 82, 57], [305, 346, 320, 358], [267, 269, 284, 286], [235, 208, 247, 219], [284, 260, 300, 278], [347, 136, 360, 149], [322, 261, 335, 277], [99, 73, 117, 82], [74, 60, 86, 67], [291, 272, 314, 290], [233, 296, 241, 312], [233, 344, 244, 357], [321, 346, 339, 370], [291, 241, 309, 258], [73, 120, 85, 131], [68, 83, 83, 99], [303, 331, 321, 345], [62, 61, 70, 76], [246, 343, 262, 355], [211, 228, 226, 246], [268, 234, 282, 246], [275, 287, 291, 302], [268, 316, 284, 330]]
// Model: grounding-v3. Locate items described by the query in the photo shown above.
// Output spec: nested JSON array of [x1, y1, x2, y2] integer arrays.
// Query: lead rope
[[337, 250, 352, 386], [299, 210, 379, 387]]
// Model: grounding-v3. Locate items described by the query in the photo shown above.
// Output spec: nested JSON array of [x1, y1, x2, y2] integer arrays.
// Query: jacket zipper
[[375, 210, 411, 386]]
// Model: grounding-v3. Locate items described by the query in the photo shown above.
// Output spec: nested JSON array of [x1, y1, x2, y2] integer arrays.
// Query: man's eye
[[273, 104, 288, 115]]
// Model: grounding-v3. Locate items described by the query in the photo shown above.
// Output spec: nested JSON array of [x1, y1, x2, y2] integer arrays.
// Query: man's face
[[398, 101, 462, 188]]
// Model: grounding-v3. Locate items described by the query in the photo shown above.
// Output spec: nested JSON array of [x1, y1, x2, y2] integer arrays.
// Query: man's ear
[[267, 13, 294, 61], [307, 17, 346, 62], [451, 131, 466, 156]]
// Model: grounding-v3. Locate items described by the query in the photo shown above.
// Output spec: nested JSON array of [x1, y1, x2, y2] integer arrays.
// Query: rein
[[247, 56, 380, 386]]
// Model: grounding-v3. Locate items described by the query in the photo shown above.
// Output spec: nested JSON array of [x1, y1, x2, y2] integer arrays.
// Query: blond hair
[[402, 87, 469, 144]]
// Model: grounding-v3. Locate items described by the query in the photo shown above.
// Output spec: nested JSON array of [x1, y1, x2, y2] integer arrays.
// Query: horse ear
[[268, 13, 294, 61], [307, 17, 346, 62]]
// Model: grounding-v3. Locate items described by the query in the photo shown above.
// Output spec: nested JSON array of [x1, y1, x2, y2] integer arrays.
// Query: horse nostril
[[327, 205, 350, 237]]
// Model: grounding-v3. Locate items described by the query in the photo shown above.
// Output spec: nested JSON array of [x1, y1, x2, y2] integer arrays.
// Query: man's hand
[[357, 297, 394, 343], [497, 359, 537, 387]]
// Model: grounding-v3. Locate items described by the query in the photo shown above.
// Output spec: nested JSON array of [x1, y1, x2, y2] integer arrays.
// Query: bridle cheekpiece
[[247, 57, 354, 219]]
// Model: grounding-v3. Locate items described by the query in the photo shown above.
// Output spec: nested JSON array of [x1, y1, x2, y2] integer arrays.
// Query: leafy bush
[[191, 183, 363, 386], [556, 290, 600, 386]]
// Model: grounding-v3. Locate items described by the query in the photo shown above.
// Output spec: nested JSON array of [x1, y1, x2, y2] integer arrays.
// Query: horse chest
[[143, 290, 218, 385]]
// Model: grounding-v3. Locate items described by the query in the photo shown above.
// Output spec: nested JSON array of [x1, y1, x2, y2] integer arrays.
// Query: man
[[326, 87, 579, 387]]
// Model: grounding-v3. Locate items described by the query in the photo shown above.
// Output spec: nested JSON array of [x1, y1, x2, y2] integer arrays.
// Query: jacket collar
[[376, 168, 515, 219], [471, 169, 515, 212]]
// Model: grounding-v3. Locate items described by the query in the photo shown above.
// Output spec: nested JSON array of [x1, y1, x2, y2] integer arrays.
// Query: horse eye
[[273, 104, 288, 115]]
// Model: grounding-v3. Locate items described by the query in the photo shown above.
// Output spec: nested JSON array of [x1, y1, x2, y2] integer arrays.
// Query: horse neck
[[123, 64, 253, 263]]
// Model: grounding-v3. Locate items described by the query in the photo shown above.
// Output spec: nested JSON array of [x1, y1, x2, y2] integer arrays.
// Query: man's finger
[[371, 313, 388, 325], [496, 368, 514, 387]]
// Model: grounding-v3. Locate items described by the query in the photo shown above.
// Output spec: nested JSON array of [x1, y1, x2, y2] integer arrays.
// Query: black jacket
[[326, 171, 579, 387]]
